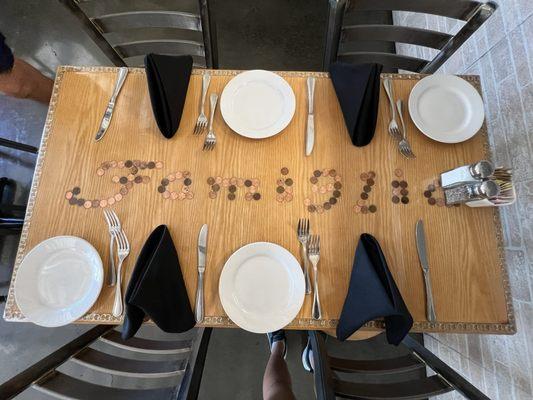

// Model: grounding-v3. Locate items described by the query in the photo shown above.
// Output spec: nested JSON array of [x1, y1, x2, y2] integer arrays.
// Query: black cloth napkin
[[336, 233, 413, 345], [122, 225, 195, 340], [329, 62, 383, 147], [144, 53, 193, 139]]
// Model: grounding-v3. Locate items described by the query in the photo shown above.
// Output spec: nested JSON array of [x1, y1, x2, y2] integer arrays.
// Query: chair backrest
[[323, 0, 497, 72], [308, 331, 490, 400], [60, 0, 218, 68]]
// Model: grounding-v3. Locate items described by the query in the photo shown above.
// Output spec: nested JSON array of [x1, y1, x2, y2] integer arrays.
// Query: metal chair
[[306, 331, 489, 399], [60, 0, 218, 68], [323, 0, 497, 72]]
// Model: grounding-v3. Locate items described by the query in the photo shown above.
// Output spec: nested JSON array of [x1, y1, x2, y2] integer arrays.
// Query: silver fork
[[308, 235, 321, 320], [396, 99, 416, 159], [104, 210, 130, 317], [194, 73, 211, 135], [297, 218, 312, 295], [203, 93, 218, 151], [382, 78, 402, 142], [103, 209, 119, 286]]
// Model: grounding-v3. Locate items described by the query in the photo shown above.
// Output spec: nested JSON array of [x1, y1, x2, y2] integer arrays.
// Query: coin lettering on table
[[207, 176, 261, 201], [391, 168, 410, 205], [353, 170, 377, 214], [275, 167, 294, 203], [304, 168, 342, 214], [65, 160, 163, 208], [159, 171, 194, 201]]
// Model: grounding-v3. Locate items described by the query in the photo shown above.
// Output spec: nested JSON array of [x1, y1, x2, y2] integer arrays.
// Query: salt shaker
[[440, 160, 495, 189], [444, 180, 500, 205]]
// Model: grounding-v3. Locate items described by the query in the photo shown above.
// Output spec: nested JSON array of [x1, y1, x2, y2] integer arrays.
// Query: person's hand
[[0, 58, 53, 104]]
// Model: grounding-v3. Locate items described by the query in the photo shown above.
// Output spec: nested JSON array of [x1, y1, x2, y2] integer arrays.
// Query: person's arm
[[0, 32, 53, 104]]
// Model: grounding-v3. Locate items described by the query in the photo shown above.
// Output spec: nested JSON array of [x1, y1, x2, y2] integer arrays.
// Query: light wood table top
[[4, 67, 515, 335]]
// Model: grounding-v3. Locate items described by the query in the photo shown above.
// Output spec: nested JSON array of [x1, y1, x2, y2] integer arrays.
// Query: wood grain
[[4, 67, 514, 334]]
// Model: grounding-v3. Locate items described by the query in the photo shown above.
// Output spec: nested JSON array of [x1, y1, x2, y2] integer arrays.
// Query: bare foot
[[0, 58, 54, 104]]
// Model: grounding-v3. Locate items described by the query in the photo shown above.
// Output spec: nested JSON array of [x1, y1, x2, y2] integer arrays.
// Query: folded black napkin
[[122, 225, 195, 340], [329, 62, 383, 147], [144, 54, 193, 139], [336, 233, 413, 345]]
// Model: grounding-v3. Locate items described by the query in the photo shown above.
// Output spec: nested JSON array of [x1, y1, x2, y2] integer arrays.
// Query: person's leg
[[0, 58, 53, 103], [263, 330, 296, 400]]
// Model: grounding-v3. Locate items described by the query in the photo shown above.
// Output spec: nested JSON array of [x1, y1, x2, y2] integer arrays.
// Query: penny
[[170, 191, 178, 200], [168, 174, 176, 182], [92, 200, 100, 208], [116, 193, 124, 202], [334, 175, 342, 182], [229, 185, 237, 193], [126, 181, 133, 189], [334, 181, 342, 190], [96, 168, 105, 176], [162, 191, 170, 199], [111, 161, 118, 168], [428, 197, 436, 205], [285, 178, 293, 186], [68, 197, 77, 205], [322, 168, 330, 176], [253, 193, 261, 200], [392, 196, 400, 204], [391, 188, 400, 196], [276, 179, 284, 186], [286, 194, 293, 202], [65, 191, 73, 200], [245, 192, 253, 201], [399, 181, 408, 188], [100, 199, 108, 208], [208, 191, 217, 199], [304, 198, 312, 206], [183, 171, 191, 178], [244, 179, 252, 187], [276, 186, 285, 194], [147, 161, 155, 169], [249, 186, 257, 194], [157, 185, 165, 193], [319, 186, 327, 194], [77, 198, 85, 206], [229, 177, 237, 185], [184, 178, 192, 186], [112, 175, 120, 183], [101, 162, 110, 170], [310, 176, 318, 184], [400, 188, 409, 196], [71, 187, 80, 195], [312, 185, 318, 193], [360, 192, 368, 200], [182, 186, 190, 193], [333, 190, 341, 198], [285, 186, 293, 194], [107, 197, 115, 205], [83, 201, 92, 209], [391, 180, 400, 188], [329, 197, 337, 205], [178, 192, 186, 200], [324, 202, 331, 210], [155, 161, 163, 169], [132, 160, 140, 167], [119, 177, 128, 184], [127, 174, 135, 181], [276, 194, 284, 202], [317, 205, 324, 214], [227, 192, 236, 200], [361, 206, 369, 214], [366, 178, 375, 186], [125, 160, 133, 168], [394, 168, 403, 177], [357, 199, 366, 206], [363, 185, 371, 193], [436, 198, 445, 207], [176, 171, 183, 179], [237, 178, 244, 187], [161, 178, 169, 186], [329, 169, 337, 177], [142, 176, 150, 184], [207, 177, 215, 185], [120, 187, 128, 195], [401, 196, 409, 204], [215, 176, 223, 184], [252, 179, 260, 187], [186, 192, 194, 200], [353, 205, 361, 213], [368, 171, 376, 179], [360, 172, 369, 181], [281, 167, 289, 175], [424, 190, 432, 198], [117, 161, 125, 168], [313, 170, 322, 177], [139, 162, 146, 169], [428, 184, 436, 192], [308, 205, 316, 213], [134, 176, 143, 184], [221, 178, 229, 187], [368, 205, 377, 213], [130, 166, 138, 175]]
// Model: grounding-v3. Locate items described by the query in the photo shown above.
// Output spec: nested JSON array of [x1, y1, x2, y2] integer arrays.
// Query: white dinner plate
[[219, 242, 305, 333], [408, 74, 485, 143], [14, 236, 103, 327], [220, 70, 296, 139]]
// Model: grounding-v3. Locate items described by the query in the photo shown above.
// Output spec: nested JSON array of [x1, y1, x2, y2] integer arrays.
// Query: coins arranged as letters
[[305, 168, 342, 213], [207, 176, 261, 201], [159, 171, 194, 201], [391, 169, 409, 205], [276, 167, 294, 203], [354, 170, 377, 214], [424, 179, 455, 207]]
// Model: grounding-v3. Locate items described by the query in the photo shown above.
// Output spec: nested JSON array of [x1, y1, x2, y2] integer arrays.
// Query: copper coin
[[285, 186, 293, 194], [322, 168, 330, 176], [65, 191, 73, 200], [304, 198, 311, 206], [333, 190, 341, 198], [401, 196, 409, 204], [312, 185, 318, 193], [134, 176, 143, 184], [182, 185, 190, 193], [186, 192, 194, 200], [110, 161, 118, 168], [400, 188, 409, 196], [229, 185, 237, 193], [276, 186, 285, 194], [126, 181, 133, 189], [184, 178, 192, 186], [221, 178, 229, 187], [244, 179, 252, 187], [142, 176, 150, 184], [360, 172, 369, 181], [139, 162, 147, 169], [424, 190, 432, 198], [436, 198, 445, 207], [428, 184, 436, 192], [115, 193, 123, 202], [392, 188, 401, 196], [399, 181, 408, 188], [101, 162, 110, 169], [125, 160, 133, 168], [68, 197, 77, 205], [155, 161, 163, 169], [207, 177, 215, 185], [182, 171, 191, 178], [334, 181, 342, 190], [83, 200, 92, 209], [162, 191, 170, 199], [127, 174, 135, 181], [227, 193, 236, 201], [276, 194, 284, 202], [428, 197, 436, 205], [175, 171, 183, 179], [167, 173, 176, 182], [363, 185, 371, 193], [249, 186, 257, 194], [171, 191, 179, 200], [245, 192, 253, 201], [92, 200, 100, 208], [392, 196, 400, 204], [119, 177, 128, 184], [117, 161, 125, 168], [96, 168, 105, 176], [433, 179, 440, 188], [107, 197, 115, 205], [253, 193, 261, 201], [360, 192, 368, 200], [368, 171, 376, 179], [178, 192, 186, 200], [100, 199, 108, 208], [72, 187, 81, 195], [361, 206, 369, 214], [277, 179, 284, 186], [353, 205, 361, 213], [133, 160, 141, 167], [285, 178, 293, 186], [157, 185, 165, 193], [334, 175, 342, 182], [212, 184, 220, 192], [313, 170, 322, 177], [391, 180, 400, 188], [252, 179, 260, 187], [120, 187, 128, 195], [112, 176, 120, 183], [130, 166, 138, 175], [319, 186, 327, 194], [317, 205, 324, 214], [237, 178, 244, 187], [281, 167, 289, 175], [77, 198, 85, 206], [394, 168, 403, 177], [368, 205, 377, 213], [366, 178, 375, 186], [329, 169, 336, 177], [329, 197, 337, 205], [308, 205, 316, 213], [160, 178, 168, 186], [323, 202, 331, 210], [285, 193, 293, 202], [209, 191, 217, 199], [357, 199, 366, 206], [214, 176, 222, 184], [147, 161, 155, 169], [310, 176, 318, 184]]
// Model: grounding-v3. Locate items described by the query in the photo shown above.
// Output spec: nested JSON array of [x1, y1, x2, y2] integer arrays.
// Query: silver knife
[[305, 76, 315, 156], [195, 224, 208, 323], [415, 219, 437, 323], [95, 67, 128, 142]]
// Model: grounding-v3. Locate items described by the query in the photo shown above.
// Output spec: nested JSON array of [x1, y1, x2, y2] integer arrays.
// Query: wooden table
[[3, 67, 515, 335]]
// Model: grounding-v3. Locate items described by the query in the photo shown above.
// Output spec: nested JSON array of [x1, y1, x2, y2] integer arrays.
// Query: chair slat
[[342, 25, 452, 50], [77, 0, 199, 18], [116, 40, 205, 58], [93, 11, 202, 33], [104, 28, 203, 47], [332, 375, 453, 399], [329, 354, 425, 374], [346, 0, 481, 21], [337, 51, 427, 72], [123, 55, 207, 68]]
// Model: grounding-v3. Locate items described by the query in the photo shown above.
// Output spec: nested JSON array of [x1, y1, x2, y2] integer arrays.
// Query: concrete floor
[[0, 1, 414, 398]]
